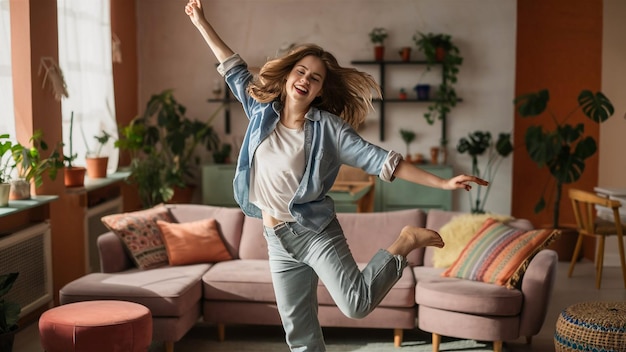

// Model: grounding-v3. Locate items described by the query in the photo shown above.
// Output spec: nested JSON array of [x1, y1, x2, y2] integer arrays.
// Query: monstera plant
[[515, 89, 615, 228]]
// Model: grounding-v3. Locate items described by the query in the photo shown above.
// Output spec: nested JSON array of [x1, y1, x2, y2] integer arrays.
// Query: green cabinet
[[201, 164, 453, 212], [201, 164, 238, 207], [374, 164, 453, 212]]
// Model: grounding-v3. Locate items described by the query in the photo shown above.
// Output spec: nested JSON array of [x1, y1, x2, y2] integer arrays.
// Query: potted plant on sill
[[85, 130, 113, 179], [0, 134, 17, 207], [369, 27, 388, 61], [456, 130, 513, 214], [0, 272, 21, 352], [9, 130, 63, 200], [515, 89, 615, 229], [63, 112, 86, 188], [413, 32, 463, 125], [116, 89, 222, 208], [399, 129, 416, 162]]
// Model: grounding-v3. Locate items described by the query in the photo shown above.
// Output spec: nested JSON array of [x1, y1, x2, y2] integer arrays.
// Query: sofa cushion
[[101, 204, 174, 270], [167, 204, 244, 259], [415, 277, 523, 316], [59, 264, 210, 316], [157, 218, 233, 265], [337, 209, 426, 265], [203, 259, 275, 302], [432, 213, 511, 268], [441, 218, 560, 288], [239, 217, 268, 260]]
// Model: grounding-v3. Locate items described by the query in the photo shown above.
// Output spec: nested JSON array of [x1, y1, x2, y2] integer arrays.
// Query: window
[[0, 0, 15, 139], [57, 0, 118, 172]]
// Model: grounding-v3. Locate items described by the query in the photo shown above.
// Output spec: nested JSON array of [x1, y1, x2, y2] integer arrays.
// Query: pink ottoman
[[39, 300, 152, 352]]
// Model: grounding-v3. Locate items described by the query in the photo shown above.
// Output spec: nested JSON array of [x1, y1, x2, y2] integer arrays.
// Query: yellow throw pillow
[[157, 218, 233, 266], [433, 213, 511, 268]]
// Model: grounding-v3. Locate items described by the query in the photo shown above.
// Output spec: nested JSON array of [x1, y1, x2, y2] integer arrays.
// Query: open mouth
[[294, 85, 308, 95]]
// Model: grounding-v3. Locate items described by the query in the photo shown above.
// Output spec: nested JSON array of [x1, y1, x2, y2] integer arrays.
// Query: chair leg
[[568, 234, 585, 277], [615, 223, 626, 288], [431, 333, 441, 352], [393, 328, 403, 347], [493, 340, 503, 352], [596, 236, 606, 289], [164, 341, 174, 352], [217, 323, 225, 342]]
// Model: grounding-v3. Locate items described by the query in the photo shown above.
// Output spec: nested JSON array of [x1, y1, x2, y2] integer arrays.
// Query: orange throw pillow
[[157, 218, 233, 265]]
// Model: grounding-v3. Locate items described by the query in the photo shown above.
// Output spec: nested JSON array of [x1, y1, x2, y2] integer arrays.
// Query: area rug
[[150, 324, 508, 352]]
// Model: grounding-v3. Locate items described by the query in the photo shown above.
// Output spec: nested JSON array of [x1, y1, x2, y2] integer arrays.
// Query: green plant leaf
[[495, 133, 513, 157], [515, 89, 549, 117], [578, 90, 614, 123], [534, 197, 546, 214]]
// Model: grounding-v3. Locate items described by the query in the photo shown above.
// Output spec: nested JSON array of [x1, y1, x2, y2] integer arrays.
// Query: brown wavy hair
[[247, 43, 381, 128]]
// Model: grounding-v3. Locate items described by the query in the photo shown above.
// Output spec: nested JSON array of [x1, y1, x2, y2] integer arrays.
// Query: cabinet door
[[376, 165, 453, 211], [201, 164, 238, 207]]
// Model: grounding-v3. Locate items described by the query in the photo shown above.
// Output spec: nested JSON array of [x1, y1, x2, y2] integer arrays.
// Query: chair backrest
[[569, 188, 623, 236]]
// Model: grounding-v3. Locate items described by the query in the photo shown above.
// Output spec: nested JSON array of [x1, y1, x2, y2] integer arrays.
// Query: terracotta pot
[[86, 156, 109, 179], [374, 45, 385, 61], [430, 147, 439, 165], [9, 179, 30, 200], [399, 47, 411, 62], [435, 46, 447, 62], [64, 166, 86, 188]]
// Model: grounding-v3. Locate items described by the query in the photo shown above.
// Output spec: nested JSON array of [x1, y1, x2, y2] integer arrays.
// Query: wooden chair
[[568, 188, 626, 289], [334, 165, 376, 212]]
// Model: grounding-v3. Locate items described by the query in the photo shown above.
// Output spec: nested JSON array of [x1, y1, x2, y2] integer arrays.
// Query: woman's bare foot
[[387, 226, 444, 258]]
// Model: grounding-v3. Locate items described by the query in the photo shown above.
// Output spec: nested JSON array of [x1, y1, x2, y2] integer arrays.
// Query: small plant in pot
[[9, 130, 63, 200], [63, 112, 86, 187], [0, 272, 21, 352], [457, 130, 513, 214], [399, 129, 416, 162], [413, 32, 463, 125], [85, 130, 113, 179], [0, 135, 17, 207]]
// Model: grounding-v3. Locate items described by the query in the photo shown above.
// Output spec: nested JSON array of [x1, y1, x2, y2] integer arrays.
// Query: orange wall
[[513, 0, 603, 228]]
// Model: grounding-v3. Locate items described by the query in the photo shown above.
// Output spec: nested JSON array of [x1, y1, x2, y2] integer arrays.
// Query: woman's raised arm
[[185, 0, 235, 63]]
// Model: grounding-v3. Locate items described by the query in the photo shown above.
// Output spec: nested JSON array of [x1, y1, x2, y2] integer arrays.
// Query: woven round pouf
[[39, 300, 152, 352], [554, 301, 626, 352]]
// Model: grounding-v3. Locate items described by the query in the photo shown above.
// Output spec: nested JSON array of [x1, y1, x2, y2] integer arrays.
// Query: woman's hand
[[442, 174, 489, 191], [185, 0, 206, 27]]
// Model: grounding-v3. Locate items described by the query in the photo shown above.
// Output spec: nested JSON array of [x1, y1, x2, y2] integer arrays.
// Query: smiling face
[[285, 55, 326, 107]]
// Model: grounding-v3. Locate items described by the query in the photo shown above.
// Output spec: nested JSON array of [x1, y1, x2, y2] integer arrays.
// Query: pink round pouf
[[39, 300, 152, 352]]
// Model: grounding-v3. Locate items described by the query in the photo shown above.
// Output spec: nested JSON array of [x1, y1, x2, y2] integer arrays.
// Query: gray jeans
[[263, 218, 407, 352]]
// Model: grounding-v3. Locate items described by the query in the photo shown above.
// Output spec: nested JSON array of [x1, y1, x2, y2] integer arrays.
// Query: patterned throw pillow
[[101, 204, 174, 270], [157, 218, 233, 266], [441, 218, 560, 289]]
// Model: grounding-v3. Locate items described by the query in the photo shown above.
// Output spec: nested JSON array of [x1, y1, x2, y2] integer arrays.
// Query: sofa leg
[[217, 323, 225, 342], [164, 341, 174, 352], [493, 340, 503, 352], [431, 333, 441, 352], [393, 328, 403, 347]]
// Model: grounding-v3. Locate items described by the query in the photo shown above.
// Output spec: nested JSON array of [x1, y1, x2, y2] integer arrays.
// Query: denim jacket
[[217, 54, 401, 232]]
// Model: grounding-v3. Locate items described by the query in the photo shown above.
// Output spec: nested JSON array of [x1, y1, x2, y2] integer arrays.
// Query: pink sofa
[[59, 204, 557, 352]]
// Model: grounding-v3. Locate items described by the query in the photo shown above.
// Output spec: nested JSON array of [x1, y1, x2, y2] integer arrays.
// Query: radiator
[[0, 221, 52, 316], [84, 196, 122, 273]]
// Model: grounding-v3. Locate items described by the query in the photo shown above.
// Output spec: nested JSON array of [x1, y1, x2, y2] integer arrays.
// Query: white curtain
[[57, 0, 118, 173], [0, 0, 15, 140]]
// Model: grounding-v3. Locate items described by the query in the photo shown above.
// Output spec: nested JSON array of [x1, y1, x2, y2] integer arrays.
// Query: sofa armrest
[[519, 249, 558, 336], [97, 232, 134, 273]]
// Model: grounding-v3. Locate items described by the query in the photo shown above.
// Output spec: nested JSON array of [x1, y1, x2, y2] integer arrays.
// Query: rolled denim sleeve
[[379, 150, 402, 182], [217, 54, 246, 76]]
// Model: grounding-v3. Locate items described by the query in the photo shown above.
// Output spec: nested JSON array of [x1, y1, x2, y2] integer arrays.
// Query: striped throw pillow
[[441, 218, 560, 289]]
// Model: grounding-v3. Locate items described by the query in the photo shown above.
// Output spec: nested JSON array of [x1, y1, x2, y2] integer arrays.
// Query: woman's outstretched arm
[[185, 0, 235, 63], [393, 159, 489, 191]]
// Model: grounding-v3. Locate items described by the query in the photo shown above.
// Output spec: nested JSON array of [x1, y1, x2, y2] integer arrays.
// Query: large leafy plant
[[457, 131, 513, 214], [0, 272, 20, 334], [11, 130, 62, 188], [515, 89, 615, 228], [116, 89, 222, 208]]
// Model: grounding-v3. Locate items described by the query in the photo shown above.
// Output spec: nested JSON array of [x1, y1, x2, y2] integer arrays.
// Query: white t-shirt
[[250, 122, 305, 222]]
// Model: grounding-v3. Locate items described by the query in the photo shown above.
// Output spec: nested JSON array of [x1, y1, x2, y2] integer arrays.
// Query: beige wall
[[600, 0, 626, 189], [137, 0, 517, 213]]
